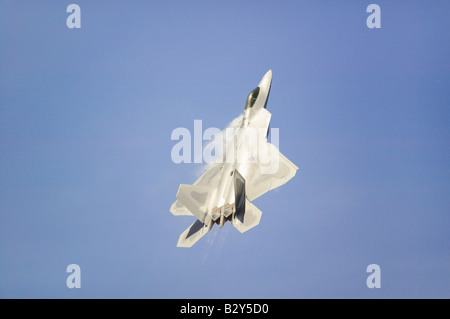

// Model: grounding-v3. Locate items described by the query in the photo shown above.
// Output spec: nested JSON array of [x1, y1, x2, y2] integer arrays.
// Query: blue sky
[[0, 1, 449, 298]]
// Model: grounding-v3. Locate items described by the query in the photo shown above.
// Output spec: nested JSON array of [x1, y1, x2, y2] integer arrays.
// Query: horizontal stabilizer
[[177, 219, 213, 247], [232, 199, 262, 233]]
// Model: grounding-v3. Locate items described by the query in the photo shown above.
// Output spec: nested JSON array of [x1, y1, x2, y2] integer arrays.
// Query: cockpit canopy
[[245, 87, 260, 110]]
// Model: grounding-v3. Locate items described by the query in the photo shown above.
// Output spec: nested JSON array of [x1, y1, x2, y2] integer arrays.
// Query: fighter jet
[[170, 70, 298, 247]]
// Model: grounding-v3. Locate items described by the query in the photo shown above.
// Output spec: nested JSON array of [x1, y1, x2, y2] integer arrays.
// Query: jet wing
[[245, 143, 298, 201], [170, 163, 223, 216], [192, 163, 223, 187], [248, 107, 271, 133]]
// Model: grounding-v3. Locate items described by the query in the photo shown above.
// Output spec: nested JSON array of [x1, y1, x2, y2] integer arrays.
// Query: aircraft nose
[[258, 69, 272, 89]]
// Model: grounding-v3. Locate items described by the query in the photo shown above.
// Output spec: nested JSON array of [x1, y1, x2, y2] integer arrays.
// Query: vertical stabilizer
[[232, 169, 262, 233]]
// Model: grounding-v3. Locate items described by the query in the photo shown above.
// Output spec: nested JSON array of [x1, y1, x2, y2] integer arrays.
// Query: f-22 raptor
[[171, 70, 298, 247]]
